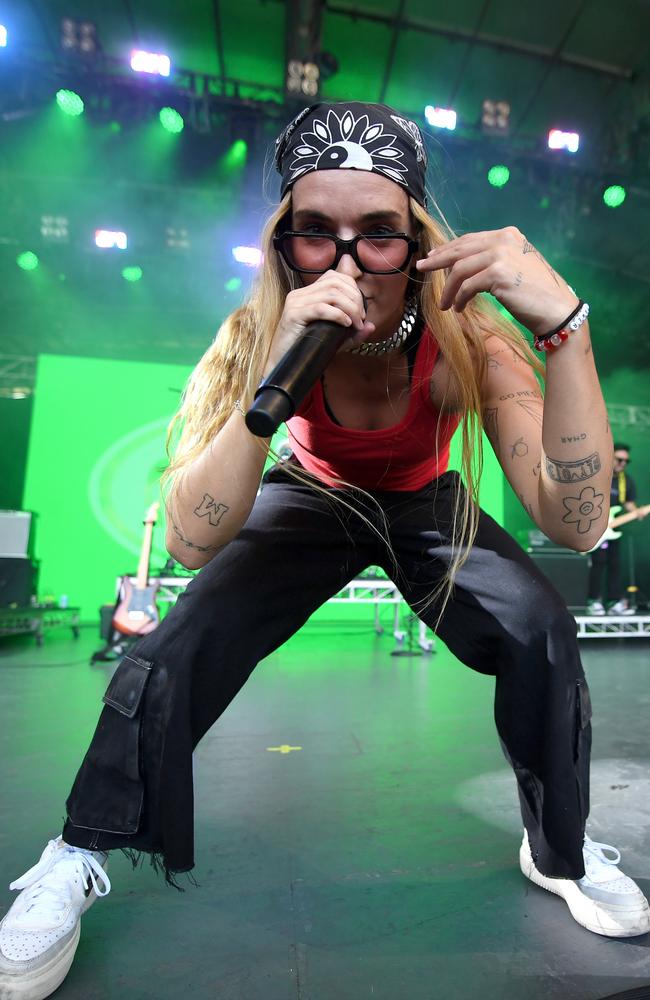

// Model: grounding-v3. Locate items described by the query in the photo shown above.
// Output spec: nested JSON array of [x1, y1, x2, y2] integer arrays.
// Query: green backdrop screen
[[23, 354, 504, 621]]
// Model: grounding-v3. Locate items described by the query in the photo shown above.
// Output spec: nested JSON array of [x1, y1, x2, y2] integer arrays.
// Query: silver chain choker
[[349, 297, 418, 356]]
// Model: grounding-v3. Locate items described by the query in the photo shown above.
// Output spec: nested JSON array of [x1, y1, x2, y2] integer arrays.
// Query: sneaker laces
[[583, 835, 621, 872], [9, 841, 111, 913]]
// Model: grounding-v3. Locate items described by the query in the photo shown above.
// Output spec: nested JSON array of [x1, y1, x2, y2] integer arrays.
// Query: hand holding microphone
[[245, 273, 373, 438]]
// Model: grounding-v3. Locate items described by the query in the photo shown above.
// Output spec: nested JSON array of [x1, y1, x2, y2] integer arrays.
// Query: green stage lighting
[[224, 276, 242, 292], [603, 184, 626, 208], [56, 89, 84, 117], [159, 107, 184, 134], [17, 251, 39, 271], [222, 139, 248, 177], [122, 266, 143, 282], [488, 164, 510, 188]]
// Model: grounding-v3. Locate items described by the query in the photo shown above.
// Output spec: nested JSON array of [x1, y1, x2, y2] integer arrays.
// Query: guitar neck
[[611, 503, 650, 530], [135, 521, 155, 589]]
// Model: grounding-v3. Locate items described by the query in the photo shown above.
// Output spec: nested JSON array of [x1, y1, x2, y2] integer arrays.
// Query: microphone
[[245, 320, 352, 437]]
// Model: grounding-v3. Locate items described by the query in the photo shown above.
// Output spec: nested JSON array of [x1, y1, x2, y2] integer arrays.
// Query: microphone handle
[[245, 320, 351, 438]]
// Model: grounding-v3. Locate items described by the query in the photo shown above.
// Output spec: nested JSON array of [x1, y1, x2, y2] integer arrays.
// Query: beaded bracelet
[[534, 301, 590, 353]]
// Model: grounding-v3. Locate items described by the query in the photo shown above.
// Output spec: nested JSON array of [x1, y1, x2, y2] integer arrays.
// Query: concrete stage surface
[[1, 623, 649, 1000]]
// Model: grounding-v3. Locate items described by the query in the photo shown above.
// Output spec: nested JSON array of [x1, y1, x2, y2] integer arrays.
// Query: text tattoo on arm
[[545, 453, 601, 484]]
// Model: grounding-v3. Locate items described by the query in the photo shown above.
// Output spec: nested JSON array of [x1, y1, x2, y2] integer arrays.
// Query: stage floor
[[1, 624, 649, 1000]]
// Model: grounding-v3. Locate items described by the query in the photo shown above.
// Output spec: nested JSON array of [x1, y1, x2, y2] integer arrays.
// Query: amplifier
[[0, 558, 36, 607], [528, 550, 590, 610], [0, 511, 32, 558]]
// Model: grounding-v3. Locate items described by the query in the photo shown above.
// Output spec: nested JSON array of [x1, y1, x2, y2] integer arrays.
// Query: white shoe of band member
[[520, 830, 650, 937], [0, 837, 111, 1000], [608, 600, 635, 616], [586, 600, 606, 616]]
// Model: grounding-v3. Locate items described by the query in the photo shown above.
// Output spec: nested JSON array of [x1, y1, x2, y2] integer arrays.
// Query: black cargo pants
[[63, 469, 591, 882]]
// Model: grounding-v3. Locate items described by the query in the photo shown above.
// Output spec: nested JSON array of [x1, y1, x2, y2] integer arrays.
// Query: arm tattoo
[[514, 270, 523, 287], [522, 237, 560, 286], [516, 399, 543, 428], [193, 493, 230, 527], [546, 453, 601, 483], [518, 492, 535, 519], [560, 433, 587, 443], [562, 487, 605, 534], [170, 517, 221, 554], [487, 353, 502, 370], [484, 407, 500, 452], [510, 437, 529, 458]]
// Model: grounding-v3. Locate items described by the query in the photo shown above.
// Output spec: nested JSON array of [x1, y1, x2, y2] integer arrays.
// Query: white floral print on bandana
[[286, 108, 408, 187]]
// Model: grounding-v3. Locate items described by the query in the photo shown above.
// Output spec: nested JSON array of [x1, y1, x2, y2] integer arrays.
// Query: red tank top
[[286, 330, 461, 491]]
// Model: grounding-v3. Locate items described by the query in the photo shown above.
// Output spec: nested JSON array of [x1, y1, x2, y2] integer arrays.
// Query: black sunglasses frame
[[272, 231, 419, 275]]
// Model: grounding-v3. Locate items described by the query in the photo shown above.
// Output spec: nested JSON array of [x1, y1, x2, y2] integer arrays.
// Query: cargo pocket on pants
[[66, 654, 153, 834]]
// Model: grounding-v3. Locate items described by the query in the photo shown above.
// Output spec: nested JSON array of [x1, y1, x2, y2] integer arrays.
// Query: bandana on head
[[275, 101, 428, 206]]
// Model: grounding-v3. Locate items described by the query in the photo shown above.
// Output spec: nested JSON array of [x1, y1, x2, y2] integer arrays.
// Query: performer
[[2, 102, 649, 1000], [587, 442, 646, 614]]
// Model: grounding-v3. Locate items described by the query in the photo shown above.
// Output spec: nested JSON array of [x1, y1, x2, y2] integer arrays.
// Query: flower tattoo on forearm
[[561, 487, 604, 534]]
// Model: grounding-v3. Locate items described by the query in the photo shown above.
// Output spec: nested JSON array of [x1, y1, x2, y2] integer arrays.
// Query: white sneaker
[[608, 600, 635, 615], [586, 600, 606, 615], [0, 837, 110, 1000], [520, 831, 650, 937]]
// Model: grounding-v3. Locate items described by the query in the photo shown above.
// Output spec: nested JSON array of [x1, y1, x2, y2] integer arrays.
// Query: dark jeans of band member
[[63, 467, 591, 882], [587, 538, 622, 603]]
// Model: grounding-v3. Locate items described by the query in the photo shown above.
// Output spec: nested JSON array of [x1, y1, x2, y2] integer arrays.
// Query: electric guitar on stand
[[112, 501, 161, 636], [589, 503, 650, 552]]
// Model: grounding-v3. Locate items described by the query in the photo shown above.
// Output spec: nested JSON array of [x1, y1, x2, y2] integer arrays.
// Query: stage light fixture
[[481, 99, 510, 135], [232, 246, 262, 267], [60, 17, 98, 55], [40, 215, 69, 243], [224, 277, 243, 292], [56, 89, 84, 117], [165, 226, 190, 250], [548, 129, 579, 153], [0, 25, 7, 47], [603, 184, 626, 208], [159, 107, 184, 133], [131, 50, 171, 77], [286, 60, 320, 97], [424, 106, 456, 131], [488, 165, 510, 188], [122, 266, 143, 282], [17, 252, 39, 271], [95, 229, 128, 250]]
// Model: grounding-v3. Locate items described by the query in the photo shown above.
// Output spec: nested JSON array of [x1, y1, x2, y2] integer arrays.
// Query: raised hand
[[416, 226, 578, 339]]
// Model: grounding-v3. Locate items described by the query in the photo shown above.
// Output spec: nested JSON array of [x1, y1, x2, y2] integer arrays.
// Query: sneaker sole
[[0, 869, 106, 1000], [520, 842, 650, 938], [0, 922, 80, 1000]]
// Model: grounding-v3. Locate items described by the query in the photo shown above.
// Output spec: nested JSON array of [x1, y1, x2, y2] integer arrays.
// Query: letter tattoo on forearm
[[546, 453, 601, 483], [193, 493, 230, 527], [561, 487, 604, 534]]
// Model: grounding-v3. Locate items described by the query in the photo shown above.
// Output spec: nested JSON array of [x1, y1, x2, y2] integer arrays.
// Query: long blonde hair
[[164, 189, 543, 617]]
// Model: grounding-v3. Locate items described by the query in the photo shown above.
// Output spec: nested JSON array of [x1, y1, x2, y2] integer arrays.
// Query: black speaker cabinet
[[528, 550, 590, 610], [0, 558, 36, 607]]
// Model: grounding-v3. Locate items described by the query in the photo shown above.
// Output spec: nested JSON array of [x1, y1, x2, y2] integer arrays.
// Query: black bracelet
[[538, 299, 584, 343]]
